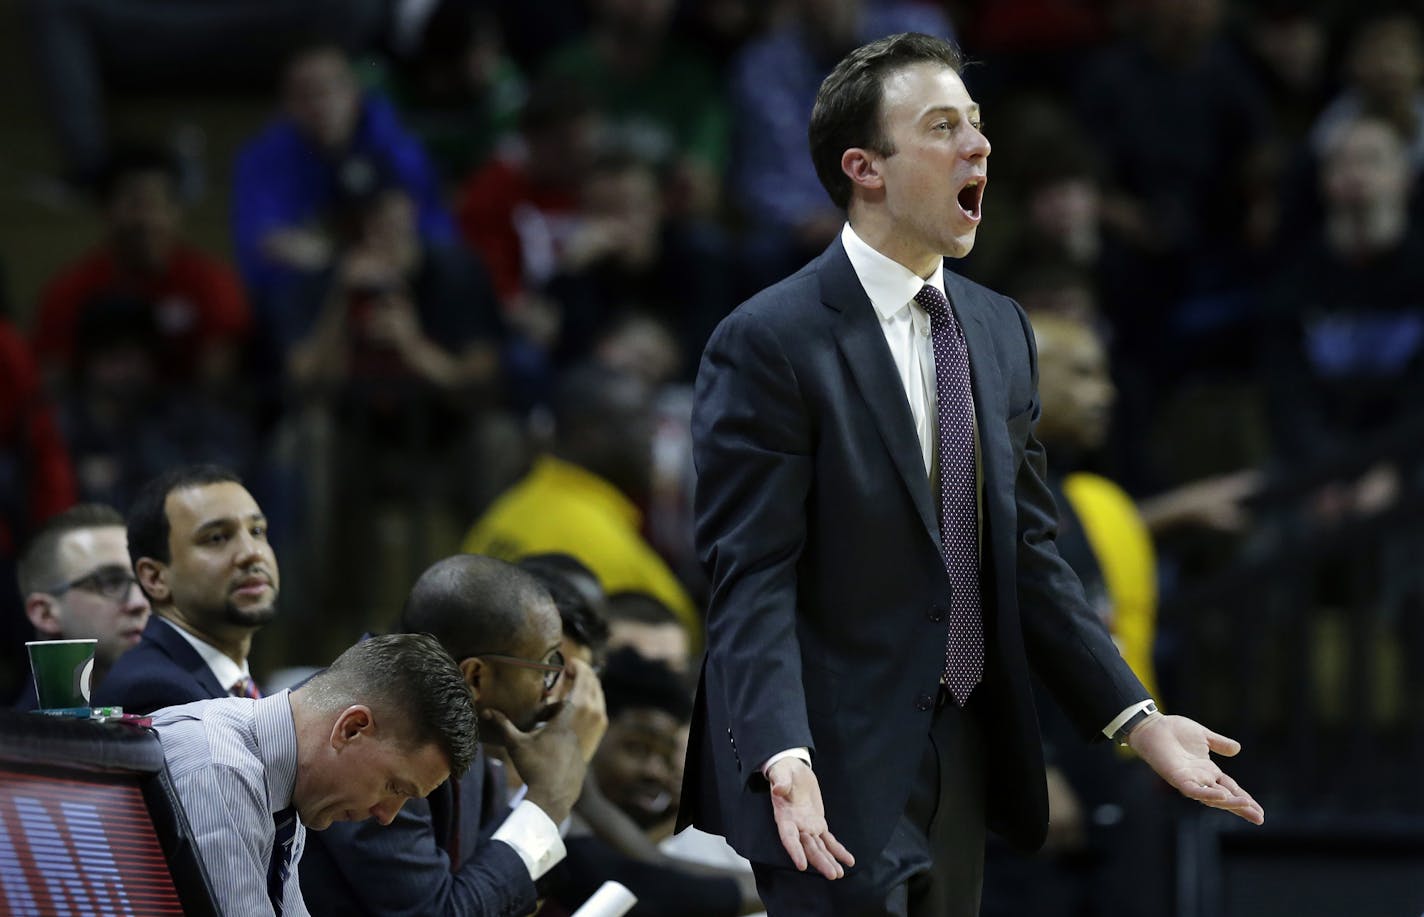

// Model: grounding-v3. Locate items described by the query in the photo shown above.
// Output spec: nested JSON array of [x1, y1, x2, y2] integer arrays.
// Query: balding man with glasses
[[14, 503, 150, 709]]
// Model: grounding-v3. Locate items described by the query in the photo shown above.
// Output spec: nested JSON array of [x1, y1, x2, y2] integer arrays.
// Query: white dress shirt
[[160, 616, 253, 694], [841, 221, 948, 479]]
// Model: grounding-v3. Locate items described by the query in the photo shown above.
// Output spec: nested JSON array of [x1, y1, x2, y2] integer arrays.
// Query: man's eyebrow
[[921, 103, 981, 119]]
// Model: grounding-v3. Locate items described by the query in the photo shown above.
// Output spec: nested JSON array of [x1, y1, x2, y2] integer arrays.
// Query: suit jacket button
[[915, 694, 934, 711], [927, 605, 946, 622]]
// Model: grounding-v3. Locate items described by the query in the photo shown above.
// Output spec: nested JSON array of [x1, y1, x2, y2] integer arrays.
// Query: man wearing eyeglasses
[[13, 503, 150, 710], [300, 553, 605, 917], [94, 463, 278, 713]]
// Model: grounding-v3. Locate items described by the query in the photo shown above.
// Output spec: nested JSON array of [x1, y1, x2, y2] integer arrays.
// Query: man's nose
[[233, 530, 266, 564], [643, 757, 671, 782], [121, 587, 149, 614], [370, 798, 406, 826], [968, 125, 991, 159]]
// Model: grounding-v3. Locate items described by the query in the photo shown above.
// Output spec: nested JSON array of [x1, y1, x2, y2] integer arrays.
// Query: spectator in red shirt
[[0, 319, 77, 559], [32, 148, 252, 389], [456, 77, 598, 306], [0, 315, 77, 702]]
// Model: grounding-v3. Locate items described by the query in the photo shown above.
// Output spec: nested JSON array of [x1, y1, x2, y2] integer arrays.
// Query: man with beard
[[95, 464, 279, 713]]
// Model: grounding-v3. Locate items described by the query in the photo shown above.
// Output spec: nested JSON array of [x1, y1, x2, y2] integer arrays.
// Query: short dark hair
[[304, 633, 478, 777], [127, 465, 243, 569], [605, 591, 679, 627], [808, 32, 964, 210], [281, 39, 351, 82], [95, 147, 180, 205], [17, 504, 126, 595], [549, 363, 650, 445], [399, 554, 553, 658], [521, 75, 596, 136], [601, 647, 692, 722], [518, 555, 610, 654]]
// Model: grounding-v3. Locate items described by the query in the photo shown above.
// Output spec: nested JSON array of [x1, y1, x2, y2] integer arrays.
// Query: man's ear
[[330, 704, 375, 750], [841, 147, 884, 194], [460, 657, 485, 703], [24, 595, 64, 637], [135, 557, 169, 603]]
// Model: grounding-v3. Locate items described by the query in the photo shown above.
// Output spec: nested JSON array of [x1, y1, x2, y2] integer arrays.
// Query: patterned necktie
[[914, 283, 985, 705], [267, 806, 298, 916], [231, 676, 262, 700]]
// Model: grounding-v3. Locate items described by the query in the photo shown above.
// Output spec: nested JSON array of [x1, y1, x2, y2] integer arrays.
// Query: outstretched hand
[[1128, 713, 1265, 825], [765, 758, 855, 879]]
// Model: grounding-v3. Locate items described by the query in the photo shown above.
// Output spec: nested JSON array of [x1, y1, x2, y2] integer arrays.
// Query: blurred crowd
[[4, 0, 1424, 914]]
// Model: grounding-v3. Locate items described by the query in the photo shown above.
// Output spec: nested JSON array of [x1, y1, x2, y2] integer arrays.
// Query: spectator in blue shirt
[[232, 43, 455, 307]]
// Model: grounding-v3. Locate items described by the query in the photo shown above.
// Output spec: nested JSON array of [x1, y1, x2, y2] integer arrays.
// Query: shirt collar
[[158, 616, 251, 694], [840, 222, 946, 321], [253, 690, 298, 812]]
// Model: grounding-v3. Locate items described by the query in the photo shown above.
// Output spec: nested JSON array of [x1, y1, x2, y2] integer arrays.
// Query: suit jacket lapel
[[822, 243, 941, 548], [147, 617, 229, 698], [944, 271, 1009, 497]]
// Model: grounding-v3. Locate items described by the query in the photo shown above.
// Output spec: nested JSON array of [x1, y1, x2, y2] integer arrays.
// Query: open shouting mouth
[[957, 176, 985, 223]]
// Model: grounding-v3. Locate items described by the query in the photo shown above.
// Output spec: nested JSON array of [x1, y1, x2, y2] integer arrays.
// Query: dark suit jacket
[[678, 239, 1148, 865], [299, 751, 537, 917], [12, 676, 38, 712], [92, 616, 227, 713]]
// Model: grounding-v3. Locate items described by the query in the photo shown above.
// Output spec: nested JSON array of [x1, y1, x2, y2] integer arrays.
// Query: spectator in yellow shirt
[[462, 364, 701, 648]]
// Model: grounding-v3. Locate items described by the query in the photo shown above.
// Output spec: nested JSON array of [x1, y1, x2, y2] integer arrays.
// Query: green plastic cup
[[26, 639, 97, 710]]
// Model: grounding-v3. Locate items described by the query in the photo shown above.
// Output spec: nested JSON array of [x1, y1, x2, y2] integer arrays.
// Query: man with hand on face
[[94, 464, 278, 713], [150, 632, 477, 917], [300, 553, 604, 917], [14, 503, 150, 709], [681, 32, 1264, 916]]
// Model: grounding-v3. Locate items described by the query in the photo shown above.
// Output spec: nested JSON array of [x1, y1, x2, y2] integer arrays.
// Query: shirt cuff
[[761, 747, 811, 777], [1102, 700, 1156, 739], [492, 800, 567, 880]]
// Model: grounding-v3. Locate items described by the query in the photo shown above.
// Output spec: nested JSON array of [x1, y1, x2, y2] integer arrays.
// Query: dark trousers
[[753, 690, 988, 917]]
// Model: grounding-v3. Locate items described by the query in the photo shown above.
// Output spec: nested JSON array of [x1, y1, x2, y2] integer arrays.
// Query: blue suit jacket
[[92, 617, 227, 713], [299, 750, 536, 916], [678, 239, 1148, 863], [12, 676, 37, 712]]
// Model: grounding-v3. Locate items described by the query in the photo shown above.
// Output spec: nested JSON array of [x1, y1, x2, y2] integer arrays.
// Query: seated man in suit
[[95, 464, 278, 712], [14, 503, 150, 709], [299, 553, 603, 916], [151, 632, 477, 917]]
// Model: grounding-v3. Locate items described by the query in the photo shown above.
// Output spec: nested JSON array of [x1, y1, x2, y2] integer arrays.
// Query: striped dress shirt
[[151, 691, 308, 917]]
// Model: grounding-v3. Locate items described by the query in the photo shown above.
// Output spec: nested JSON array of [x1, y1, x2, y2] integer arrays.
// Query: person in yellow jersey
[[462, 363, 700, 649], [981, 310, 1259, 917]]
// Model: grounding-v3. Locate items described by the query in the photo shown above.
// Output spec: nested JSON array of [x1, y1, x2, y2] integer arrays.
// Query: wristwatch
[[1112, 700, 1159, 746]]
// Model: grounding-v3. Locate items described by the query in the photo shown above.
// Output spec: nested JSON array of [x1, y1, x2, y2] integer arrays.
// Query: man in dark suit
[[678, 32, 1265, 916], [94, 464, 278, 713], [299, 553, 602, 916]]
